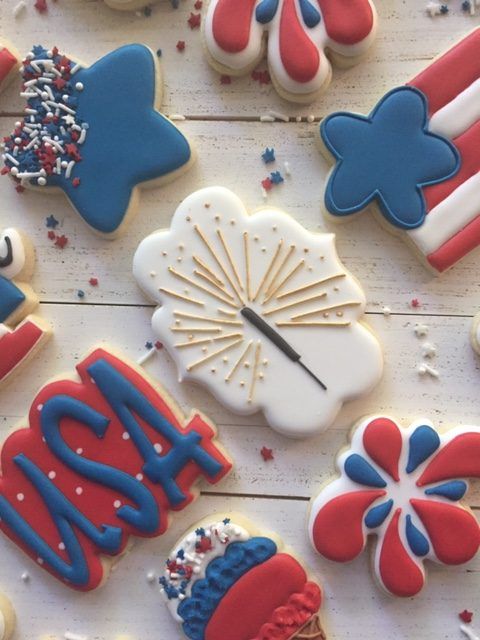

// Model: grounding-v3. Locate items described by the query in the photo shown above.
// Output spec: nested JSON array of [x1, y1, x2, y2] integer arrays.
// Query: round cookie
[[203, 0, 378, 103], [161, 514, 326, 640], [133, 186, 383, 438], [2, 45, 195, 239], [308, 415, 480, 597]]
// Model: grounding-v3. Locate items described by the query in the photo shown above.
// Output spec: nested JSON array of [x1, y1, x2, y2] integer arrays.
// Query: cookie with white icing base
[[2, 44, 194, 239], [0, 594, 15, 640], [203, 0, 377, 104], [470, 313, 480, 355], [0, 228, 51, 389], [308, 415, 480, 597], [0, 41, 20, 95], [319, 28, 480, 274], [133, 186, 383, 438], [161, 513, 326, 640]]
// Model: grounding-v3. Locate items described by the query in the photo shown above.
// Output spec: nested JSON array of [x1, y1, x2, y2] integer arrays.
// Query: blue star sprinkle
[[222, 518, 230, 525], [270, 171, 284, 185], [262, 147, 276, 164], [45, 215, 59, 229], [321, 87, 460, 230], [3, 45, 192, 237]]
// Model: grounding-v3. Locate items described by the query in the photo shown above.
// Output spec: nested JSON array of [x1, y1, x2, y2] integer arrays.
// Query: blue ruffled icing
[[178, 537, 277, 640]]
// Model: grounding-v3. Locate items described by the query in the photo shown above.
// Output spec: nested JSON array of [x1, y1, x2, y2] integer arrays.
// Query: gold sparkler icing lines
[[133, 187, 383, 437]]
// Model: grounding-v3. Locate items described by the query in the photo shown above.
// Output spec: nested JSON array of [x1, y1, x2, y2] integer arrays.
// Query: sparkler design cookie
[[0, 41, 20, 95], [161, 514, 326, 640], [308, 416, 480, 597], [1, 45, 194, 238], [204, 0, 377, 103], [320, 28, 480, 273], [133, 187, 383, 438], [0, 228, 51, 389]]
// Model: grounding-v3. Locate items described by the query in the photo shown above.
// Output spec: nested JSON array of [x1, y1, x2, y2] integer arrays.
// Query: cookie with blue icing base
[[2, 45, 195, 239]]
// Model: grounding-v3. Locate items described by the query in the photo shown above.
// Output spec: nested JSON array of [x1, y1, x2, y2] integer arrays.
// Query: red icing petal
[[205, 554, 308, 640], [379, 509, 425, 597], [318, 0, 375, 46], [0, 320, 45, 381], [212, 0, 258, 53], [0, 47, 18, 85], [417, 432, 480, 486], [311, 490, 385, 561], [279, 0, 320, 84], [362, 417, 402, 481], [411, 499, 480, 564]]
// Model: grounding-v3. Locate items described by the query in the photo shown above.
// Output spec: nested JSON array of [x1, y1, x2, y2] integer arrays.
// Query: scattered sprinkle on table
[[46, 214, 59, 229], [262, 147, 276, 164], [54, 234, 68, 249], [261, 446, 274, 461], [188, 12, 201, 28], [460, 611, 474, 624]]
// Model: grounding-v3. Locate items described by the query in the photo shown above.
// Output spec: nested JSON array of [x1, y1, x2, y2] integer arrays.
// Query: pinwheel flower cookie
[[0, 41, 19, 95], [320, 28, 480, 273], [1, 45, 194, 238], [160, 514, 326, 640], [308, 416, 480, 597], [0, 228, 51, 389], [133, 187, 383, 438], [204, 0, 377, 103]]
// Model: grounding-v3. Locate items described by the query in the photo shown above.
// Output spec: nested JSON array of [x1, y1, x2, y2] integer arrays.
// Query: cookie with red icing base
[[308, 416, 480, 597], [0, 41, 19, 95], [204, 0, 377, 103], [161, 513, 326, 640], [0, 228, 51, 389]]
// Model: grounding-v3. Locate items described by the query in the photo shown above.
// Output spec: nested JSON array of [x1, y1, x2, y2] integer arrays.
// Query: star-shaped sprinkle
[[462, 1, 471, 11], [261, 177, 273, 191], [154, 340, 163, 350], [54, 234, 68, 249], [46, 215, 59, 229], [411, 298, 420, 308], [176, 41, 185, 52], [460, 610, 474, 624], [89, 277, 98, 286], [440, 4, 449, 13], [145, 341, 154, 350], [47, 230, 56, 240], [77, 289, 85, 299], [270, 171, 284, 185], [222, 518, 230, 524], [261, 446, 274, 461], [194, 0, 203, 8], [321, 87, 460, 230], [34, 0, 47, 12], [262, 148, 276, 164], [188, 12, 201, 28], [196, 536, 213, 553]]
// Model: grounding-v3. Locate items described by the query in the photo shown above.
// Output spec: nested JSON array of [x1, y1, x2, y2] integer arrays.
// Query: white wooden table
[[0, 1, 480, 638]]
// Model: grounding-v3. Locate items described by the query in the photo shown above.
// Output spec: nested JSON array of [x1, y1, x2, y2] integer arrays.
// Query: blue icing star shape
[[320, 87, 460, 230]]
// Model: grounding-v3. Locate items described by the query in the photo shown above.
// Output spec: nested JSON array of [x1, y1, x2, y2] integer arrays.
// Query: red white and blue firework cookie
[[1, 45, 194, 238], [0, 40, 19, 95], [308, 416, 480, 597], [204, 0, 377, 102], [161, 515, 326, 640]]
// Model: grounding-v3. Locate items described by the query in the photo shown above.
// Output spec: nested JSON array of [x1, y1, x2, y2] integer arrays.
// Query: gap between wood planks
[[0, 112, 321, 122]]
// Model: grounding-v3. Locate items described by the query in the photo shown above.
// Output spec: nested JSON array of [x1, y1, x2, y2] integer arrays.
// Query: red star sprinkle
[[196, 536, 213, 553], [15, 184, 25, 193], [54, 235, 68, 249], [176, 41, 186, 52], [34, 0, 48, 12], [459, 610, 473, 624], [47, 230, 56, 240], [89, 277, 99, 287], [155, 341, 164, 350], [261, 446, 274, 461], [252, 69, 271, 85], [220, 75, 232, 85], [411, 298, 420, 308], [188, 12, 201, 28], [53, 77, 66, 91], [262, 178, 273, 191], [72, 177, 81, 187], [194, 0, 203, 8]]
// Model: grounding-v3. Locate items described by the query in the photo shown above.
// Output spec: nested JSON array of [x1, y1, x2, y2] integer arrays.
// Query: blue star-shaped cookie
[[4, 45, 193, 237], [321, 87, 460, 230]]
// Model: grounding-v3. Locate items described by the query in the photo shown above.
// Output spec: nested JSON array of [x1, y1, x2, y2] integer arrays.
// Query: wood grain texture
[[0, 0, 479, 638]]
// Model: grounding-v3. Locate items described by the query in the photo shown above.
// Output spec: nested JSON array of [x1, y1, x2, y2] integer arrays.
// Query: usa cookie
[[308, 416, 480, 597], [161, 514, 326, 640], [1, 45, 194, 238], [319, 28, 480, 274], [133, 186, 383, 438], [0, 41, 20, 95], [0, 228, 51, 389], [204, 0, 377, 103], [0, 347, 231, 590]]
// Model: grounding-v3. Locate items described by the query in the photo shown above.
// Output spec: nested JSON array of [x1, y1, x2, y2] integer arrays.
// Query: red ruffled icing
[[253, 581, 322, 640]]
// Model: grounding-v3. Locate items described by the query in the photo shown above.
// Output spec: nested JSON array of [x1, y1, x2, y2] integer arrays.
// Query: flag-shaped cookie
[[320, 28, 480, 274]]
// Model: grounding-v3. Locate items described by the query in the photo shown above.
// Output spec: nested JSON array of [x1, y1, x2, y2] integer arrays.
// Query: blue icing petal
[[425, 480, 468, 501], [321, 86, 460, 230], [365, 499, 394, 528], [299, 0, 321, 27], [178, 537, 276, 640], [406, 515, 430, 557], [344, 454, 387, 488], [406, 424, 441, 473], [256, 0, 279, 23], [0, 276, 26, 323]]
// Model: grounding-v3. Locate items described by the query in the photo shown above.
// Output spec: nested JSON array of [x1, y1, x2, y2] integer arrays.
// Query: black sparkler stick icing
[[0, 236, 13, 269], [240, 306, 327, 391]]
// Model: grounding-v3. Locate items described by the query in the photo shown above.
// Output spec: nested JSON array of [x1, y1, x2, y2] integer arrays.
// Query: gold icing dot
[[211, 368, 216, 373], [304, 248, 309, 253], [240, 381, 245, 387], [272, 225, 277, 231], [178, 244, 184, 251], [336, 311, 344, 317], [262, 359, 268, 366], [323, 312, 329, 318], [319, 255, 325, 261], [162, 251, 167, 256], [188, 334, 194, 340], [175, 319, 181, 325], [149, 271, 156, 277], [204, 203, 211, 208], [202, 347, 208, 353], [259, 373, 264, 380], [254, 235, 259, 241], [186, 216, 191, 222], [244, 362, 250, 369], [215, 215, 221, 222], [230, 219, 236, 225], [261, 247, 267, 252], [334, 286, 340, 292], [177, 257, 183, 262], [223, 357, 229, 363]]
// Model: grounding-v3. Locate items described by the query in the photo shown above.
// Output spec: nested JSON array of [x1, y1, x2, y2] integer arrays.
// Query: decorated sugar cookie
[[161, 514, 326, 640], [0, 594, 15, 640], [320, 28, 480, 273], [308, 416, 480, 597], [0, 41, 20, 95], [471, 313, 480, 355], [1, 45, 194, 238], [0, 347, 231, 590], [133, 187, 383, 438], [0, 228, 51, 389], [204, 0, 377, 103]]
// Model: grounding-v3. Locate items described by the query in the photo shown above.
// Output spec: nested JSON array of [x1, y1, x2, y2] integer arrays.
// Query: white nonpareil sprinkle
[[418, 363, 439, 378], [146, 571, 156, 583], [20, 571, 30, 582], [414, 323, 429, 337], [422, 342, 437, 358], [382, 306, 391, 317], [426, 1, 442, 16]]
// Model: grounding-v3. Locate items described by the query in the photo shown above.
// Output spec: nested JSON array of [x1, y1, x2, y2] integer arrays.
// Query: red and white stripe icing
[[406, 28, 480, 272]]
